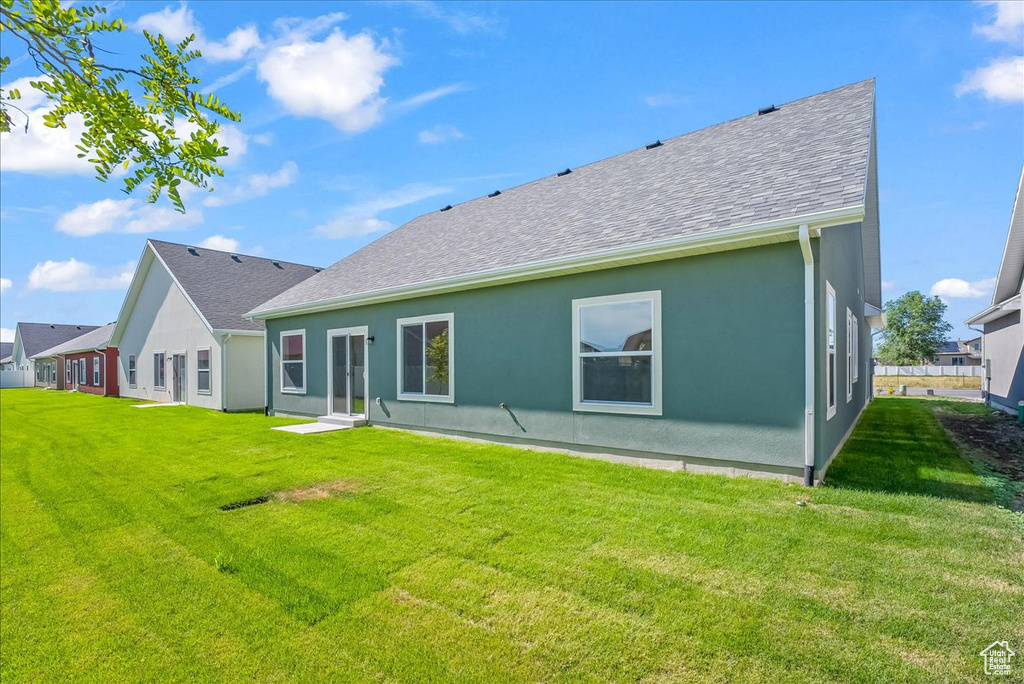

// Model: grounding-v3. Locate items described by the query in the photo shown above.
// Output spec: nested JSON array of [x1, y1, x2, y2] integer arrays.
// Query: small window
[[396, 314, 454, 402], [951, 357, 965, 367], [280, 331, 305, 393], [973, 343, 981, 351], [128, 355, 137, 387], [93, 357, 100, 386], [826, 283, 836, 419], [196, 348, 211, 394], [65, 360, 72, 385], [154, 352, 166, 389], [851, 312, 859, 382], [572, 291, 662, 415], [846, 308, 853, 402], [79, 358, 87, 384]]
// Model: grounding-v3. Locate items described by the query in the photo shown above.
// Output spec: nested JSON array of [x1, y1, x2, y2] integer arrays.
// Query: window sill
[[397, 393, 454, 404], [826, 406, 837, 420], [281, 388, 306, 395], [197, 390, 212, 396], [573, 401, 661, 416]]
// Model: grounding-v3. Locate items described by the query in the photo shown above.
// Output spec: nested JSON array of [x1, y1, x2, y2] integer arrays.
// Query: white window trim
[[196, 346, 212, 395], [851, 312, 859, 382], [128, 355, 137, 388], [826, 282, 836, 420], [571, 290, 663, 416], [154, 350, 166, 390], [845, 307, 853, 403], [93, 356, 101, 386], [396, 313, 455, 404], [280, 330, 307, 395]]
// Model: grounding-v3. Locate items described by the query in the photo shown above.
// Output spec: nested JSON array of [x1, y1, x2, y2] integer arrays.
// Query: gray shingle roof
[[149, 240, 321, 331], [17, 322, 100, 357], [0, 343, 12, 361], [252, 79, 875, 317], [32, 322, 116, 359]]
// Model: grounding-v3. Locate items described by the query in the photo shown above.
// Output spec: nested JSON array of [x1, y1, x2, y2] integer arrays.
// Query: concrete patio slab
[[272, 422, 349, 434]]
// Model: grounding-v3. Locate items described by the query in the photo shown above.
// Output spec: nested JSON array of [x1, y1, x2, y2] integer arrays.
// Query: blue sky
[[1, 1, 1022, 343]]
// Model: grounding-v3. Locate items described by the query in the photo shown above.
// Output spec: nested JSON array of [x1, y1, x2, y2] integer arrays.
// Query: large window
[[79, 358, 87, 385], [845, 308, 853, 402], [93, 357, 101, 386], [154, 352, 166, 389], [281, 331, 306, 393], [65, 360, 72, 385], [128, 355, 137, 387], [572, 291, 662, 415], [196, 348, 211, 394], [826, 283, 836, 419], [397, 314, 454, 402], [851, 311, 859, 382]]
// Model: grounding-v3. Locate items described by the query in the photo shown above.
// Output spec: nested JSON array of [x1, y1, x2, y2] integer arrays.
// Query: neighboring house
[[31, 323, 119, 396], [1, 342, 14, 370], [249, 79, 884, 485], [9, 322, 100, 381], [930, 337, 982, 366], [967, 169, 1024, 414], [109, 240, 320, 411]]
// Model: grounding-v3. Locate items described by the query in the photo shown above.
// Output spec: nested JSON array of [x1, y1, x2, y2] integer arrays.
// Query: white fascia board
[[213, 329, 264, 337], [109, 244, 156, 347], [966, 293, 1022, 326], [249, 204, 863, 320], [863, 302, 887, 329]]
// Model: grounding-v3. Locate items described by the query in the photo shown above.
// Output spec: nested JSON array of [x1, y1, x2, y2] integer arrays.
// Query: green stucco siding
[[266, 242, 808, 470], [816, 222, 872, 470]]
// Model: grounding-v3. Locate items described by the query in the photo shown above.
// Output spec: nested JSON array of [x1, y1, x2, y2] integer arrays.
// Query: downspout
[[798, 224, 816, 486], [221, 333, 231, 412]]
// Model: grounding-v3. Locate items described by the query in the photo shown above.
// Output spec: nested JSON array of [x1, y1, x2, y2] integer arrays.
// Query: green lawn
[[1, 391, 1021, 683]]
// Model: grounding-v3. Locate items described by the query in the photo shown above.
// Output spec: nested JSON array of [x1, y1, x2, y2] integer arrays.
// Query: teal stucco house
[[248, 79, 884, 485]]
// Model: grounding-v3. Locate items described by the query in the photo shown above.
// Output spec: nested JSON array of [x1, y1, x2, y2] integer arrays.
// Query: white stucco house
[[109, 240, 320, 411]]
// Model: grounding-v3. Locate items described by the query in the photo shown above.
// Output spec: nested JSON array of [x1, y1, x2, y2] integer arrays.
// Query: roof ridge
[[147, 239, 323, 270]]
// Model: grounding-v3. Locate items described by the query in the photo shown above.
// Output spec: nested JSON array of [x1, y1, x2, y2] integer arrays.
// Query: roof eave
[[248, 204, 865, 321], [966, 293, 1022, 326]]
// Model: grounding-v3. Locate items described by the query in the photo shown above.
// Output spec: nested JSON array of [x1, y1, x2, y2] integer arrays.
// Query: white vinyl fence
[[874, 365, 984, 377], [0, 370, 34, 388]]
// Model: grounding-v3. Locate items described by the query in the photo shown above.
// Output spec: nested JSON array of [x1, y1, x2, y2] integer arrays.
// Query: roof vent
[[645, 140, 662, 150], [557, 168, 572, 177], [758, 105, 778, 116], [440, 205, 453, 212], [272, 261, 282, 269], [49, 325, 55, 329], [187, 247, 199, 256], [314, 268, 322, 273], [76, 326, 81, 330], [230, 254, 242, 263], [488, 190, 501, 197]]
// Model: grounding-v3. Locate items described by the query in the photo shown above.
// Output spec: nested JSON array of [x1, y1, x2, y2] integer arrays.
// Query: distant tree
[[0, 0, 239, 212], [875, 291, 952, 365]]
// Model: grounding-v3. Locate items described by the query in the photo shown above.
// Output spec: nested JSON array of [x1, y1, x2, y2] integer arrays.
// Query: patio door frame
[[326, 326, 368, 417], [171, 352, 187, 403]]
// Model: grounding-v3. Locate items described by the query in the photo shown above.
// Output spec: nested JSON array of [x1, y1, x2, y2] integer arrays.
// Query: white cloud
[[27, 259, 135, 292], [257, 27, 398, 132], [930, 277, 997, 298], [0, 278, 11, 294], [134, 5, 262, 61], [400, 1, 502, 35], [197, 235, 241, 252], [56, 198, 203, 237], [974, 1, 1024, 43], [251, 132, 275, 145], [881, 280, 896, 292], [201, 64, 254, 94], [0, 77, 92, 175], [400, 83, 468, 110], [204, 161, 298, 207], [643, 93, 688, 108], [0, 328, 14, 343], [419, 124, 464, 144], [315, 184, 450, 238], [955, 56, 1024, 102]]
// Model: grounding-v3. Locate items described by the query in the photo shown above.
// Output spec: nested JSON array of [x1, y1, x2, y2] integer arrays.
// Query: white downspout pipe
[[798, 225, 816, 486], [221, 333, 232, 412]]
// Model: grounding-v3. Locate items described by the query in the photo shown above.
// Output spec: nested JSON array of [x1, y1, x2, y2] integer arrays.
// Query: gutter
[[798, 224, 816, 487], [247, 205, 865, 321], [221, 333, 232, 412]]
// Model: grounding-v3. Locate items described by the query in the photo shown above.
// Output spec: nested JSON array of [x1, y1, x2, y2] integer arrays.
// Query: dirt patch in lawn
[[276, 479, 364, 503], [935, 408, 1024, 512]]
